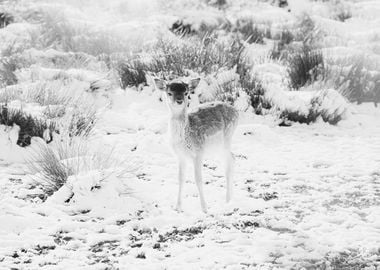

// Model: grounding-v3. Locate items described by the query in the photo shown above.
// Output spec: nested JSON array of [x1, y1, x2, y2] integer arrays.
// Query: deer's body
[[155, 78, 239, 213], [169, 102, 238, 157]]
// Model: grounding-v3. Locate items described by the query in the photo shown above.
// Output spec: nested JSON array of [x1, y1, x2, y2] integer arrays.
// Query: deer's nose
[[176, 100, 184, 105]]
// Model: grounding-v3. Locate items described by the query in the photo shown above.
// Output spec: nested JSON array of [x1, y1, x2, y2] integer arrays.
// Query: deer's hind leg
[[224, 138, 235, 203]]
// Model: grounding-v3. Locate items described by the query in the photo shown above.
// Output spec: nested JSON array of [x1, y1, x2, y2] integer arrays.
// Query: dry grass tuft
[[28, 138, 125, 197], [288, 49, 325, 90]]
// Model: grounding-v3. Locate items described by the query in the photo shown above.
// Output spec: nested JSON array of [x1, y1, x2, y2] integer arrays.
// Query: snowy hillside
[[0, 0, 379, 269]]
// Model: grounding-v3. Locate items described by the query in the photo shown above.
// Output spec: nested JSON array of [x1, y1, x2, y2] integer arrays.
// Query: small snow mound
[[177, 9, 227, 33], [48, 170, 134, 214], [311, 88, 349, 124]]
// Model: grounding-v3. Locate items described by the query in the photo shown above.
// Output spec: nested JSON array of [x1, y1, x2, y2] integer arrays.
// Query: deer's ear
[[154, 78, 167, 91], [189, 78, 201, 91]]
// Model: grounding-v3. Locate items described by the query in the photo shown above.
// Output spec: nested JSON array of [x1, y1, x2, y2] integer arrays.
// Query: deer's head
[[154, 78, 200, 114]]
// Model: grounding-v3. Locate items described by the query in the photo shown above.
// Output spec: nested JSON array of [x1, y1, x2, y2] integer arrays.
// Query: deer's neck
[[169, 111, 187, 140]]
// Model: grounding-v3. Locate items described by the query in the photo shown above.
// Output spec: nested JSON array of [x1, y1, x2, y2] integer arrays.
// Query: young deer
[[155, 78, 239, 213]]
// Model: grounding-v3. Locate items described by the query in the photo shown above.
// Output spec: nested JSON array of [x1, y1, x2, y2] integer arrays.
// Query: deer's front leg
[[225, 150, 235, 203], [175, 158, 186, 212], [193, 155, 207, 213]]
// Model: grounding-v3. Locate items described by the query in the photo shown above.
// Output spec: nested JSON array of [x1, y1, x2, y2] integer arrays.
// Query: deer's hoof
[[175, 205, 183, 213]]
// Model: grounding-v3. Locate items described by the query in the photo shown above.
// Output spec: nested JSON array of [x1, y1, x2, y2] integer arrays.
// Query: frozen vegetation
[[0, 0, 379, 269]]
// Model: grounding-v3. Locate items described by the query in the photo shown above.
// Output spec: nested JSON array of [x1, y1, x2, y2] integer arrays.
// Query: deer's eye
[[190, 90, 195, 94], [167, 92, 173, 96]]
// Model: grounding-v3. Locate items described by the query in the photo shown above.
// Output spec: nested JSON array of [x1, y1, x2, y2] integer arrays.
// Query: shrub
[[207, 0, 227, 9], [279, 89, 348, 125], [279, 109, 317, 125], [287, 49, 325, 90], [235, 19, 270, 44], [57, 103, 97, 138], [117, 35, 244, 88], [213, 74, 269, 111], [235, 59, 272, 114], [0, 57, 18, 87], [38, 51, 99, 71], [296, 13, 321, 49], [204, 57, 271, 113], [241, 73, 271, 114], [335, 9, 352, 22], [326, 56, 380, 104], [67, 108, 97, 137], [37, 11, 128, 56], [332, 2, 352, 22], [0, 105, 56, 146], [0, 43, 31, 88], [0, 12, 13, 28], [271, 14, 322, 61], [170, 20, 194, 36], [271, 29, 295, 60], [152, 35, 243, 76], [311, 89, 347, 124], [117, 59, 149, 88], [43, 105, 66, 119], [0, 85, 21, 103], [213, 79, 240, 105]]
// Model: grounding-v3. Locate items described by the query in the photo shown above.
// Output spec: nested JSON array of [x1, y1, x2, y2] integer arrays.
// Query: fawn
[[155, 77, 239, 213]]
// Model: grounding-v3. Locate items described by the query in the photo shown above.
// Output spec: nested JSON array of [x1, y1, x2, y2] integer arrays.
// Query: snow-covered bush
[[240, 72, 270, 114], [117, 35, 243, 88], [270, 28, 295, 59], [331, 0, 352, 22], [0, 45, 25, 87], [327, 56, 380, 104], [0, 43, 33, 87], [234, 18, 270, 44], [170, 8, 229, 38], [311, 88, 348, 124], [279, 88, 348, 125], [152, 35, 243, 77], [65, 105, 97, 137], [270, 13, 323, 61], [194, 59, 270, 112], [24, 49, 102, 71], [0, 57, 18, 87], [0, 105, 55, 146], [295, 13, 323, 49], [0, 12, 13, 28], [117, 58, 149, 89], [36, 10, 128, 56], [0, 79, 98, 140], [288, 49, 325, 90], [170, 20, 194, 36], [212, 79, 240, 104]]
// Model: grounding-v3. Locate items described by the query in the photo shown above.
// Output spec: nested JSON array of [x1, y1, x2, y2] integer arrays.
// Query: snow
[[1, 0, 380, 269]]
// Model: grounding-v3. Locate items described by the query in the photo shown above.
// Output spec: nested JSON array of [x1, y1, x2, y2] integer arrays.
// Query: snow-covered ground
[[0, 0, 380, 269], [1, 91, 380, 269]]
